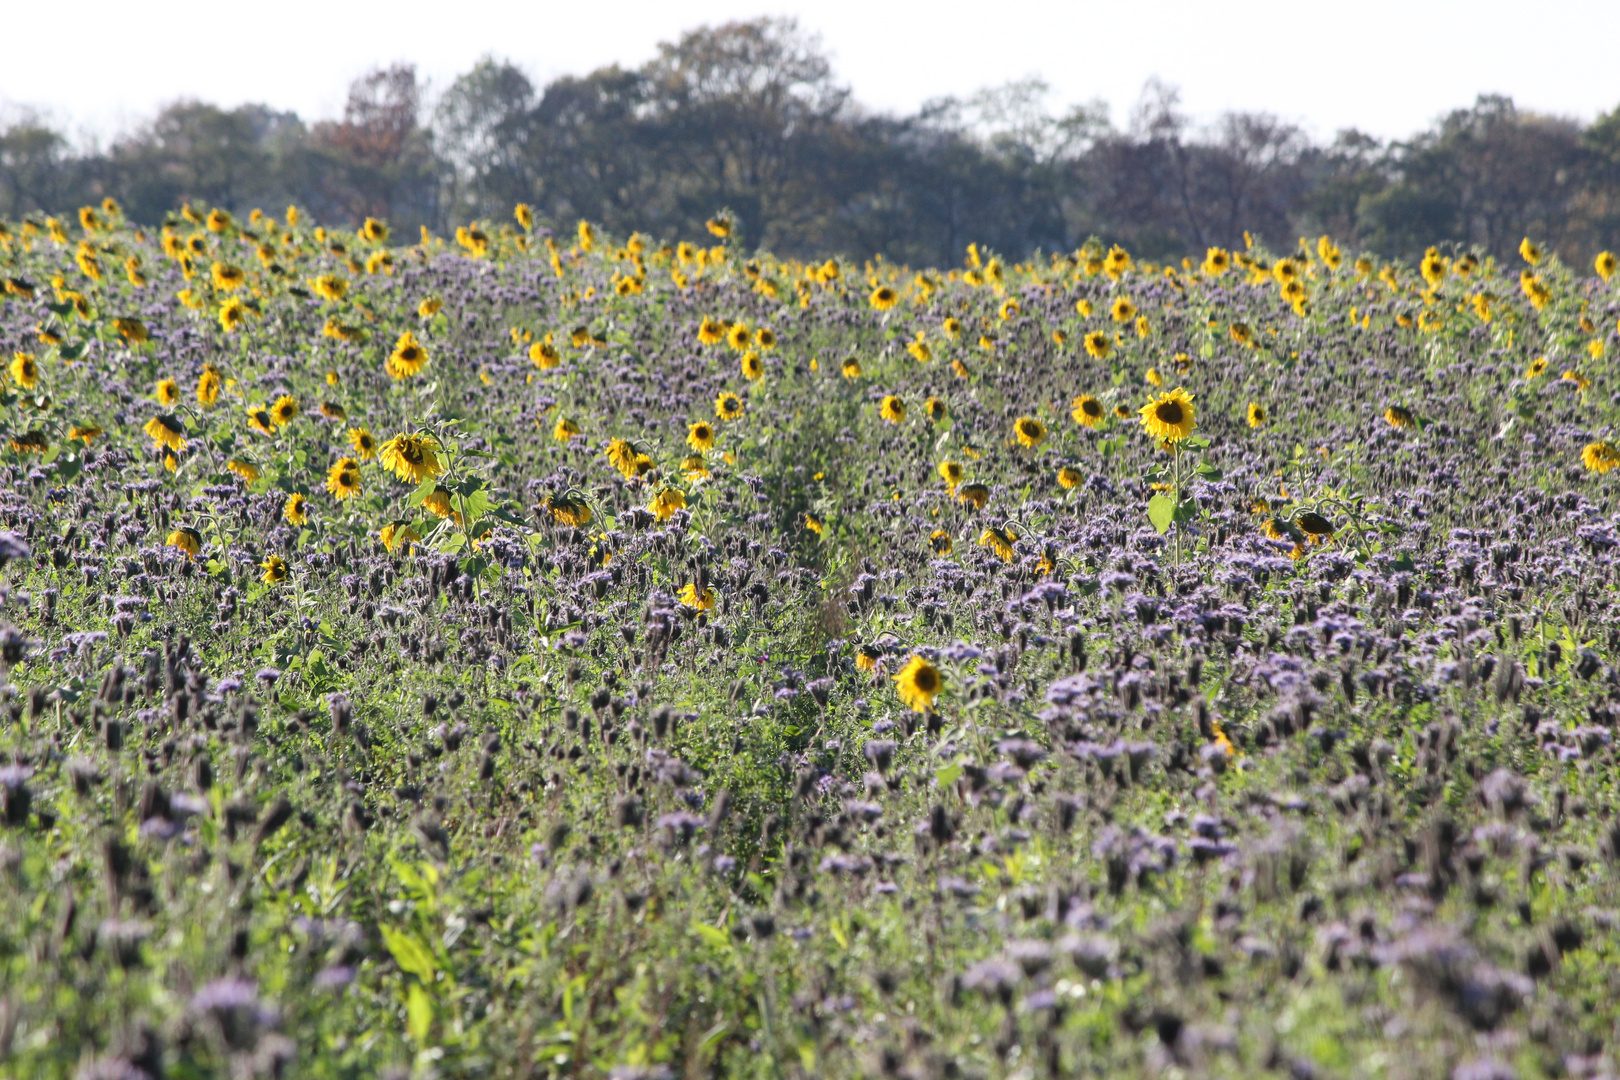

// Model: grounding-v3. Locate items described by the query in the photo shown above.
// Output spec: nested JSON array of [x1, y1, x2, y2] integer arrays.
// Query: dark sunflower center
[[1155, 402, 1184, 425], [913, 669, 937, 692], [1083, 401, 1101, 416]]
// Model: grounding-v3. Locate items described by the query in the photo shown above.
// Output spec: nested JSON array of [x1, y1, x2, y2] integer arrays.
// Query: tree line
[[4, 18, 1619, 267]]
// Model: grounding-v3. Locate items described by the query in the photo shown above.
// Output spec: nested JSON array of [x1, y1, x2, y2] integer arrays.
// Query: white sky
[[4, 0, 1618, 146]]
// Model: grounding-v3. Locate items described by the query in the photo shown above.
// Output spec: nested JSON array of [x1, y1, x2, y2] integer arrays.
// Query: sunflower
[[1071, 394, 1104, 428], [218, 298, 249, 332], [893, 655, 943, 712], [211, 262, 246, 291], [1384, 406, 1415, 429], [740, 352, 764, 381], [1074, 299, 1093, 317], [261, 555, 288, 584], [929, 529, 953, 554], [1247, 402, 1266, 428], [942, 317, 962, 338], [387, 331, 428, 379], [1013, 416, 1047, 447], [418, 296, 442, 318], [678, 583, 717, 611], [870, 285, 898, 311], [706, 215, 733, 238], [755, 327, 777, 350], [1057, 466, 1083, 489], [925, 396, 947, 422], [1110, 297, 1136, 323], [155, 379, 180, 407], [803, 513, 823, 535], [842, 358, 863, 380], [1597, 252, 1617, 282], [1260, 516, 1301, 544], [269, 395, 299, 427], [317, 401, 346, 422], [379, 432, 444, 484], [725, 322, 752, 351], [116, 318, 149, 344], [523, 340, 559, 370], [553, 417, 582, 442], [227, 459, 260, 483], [197, 365, 222, 407], [880, 396, 906, 423], [68, 424, 102, 444], [855, 644, 881, 672], [1083, 331, 1112, 359], [279, 493, 308, 526], [687, 421, 716, 451], [144, 414, 187, 451], [1583, 441, 1620, 474], [697, 317, 725, 345], [1296, 511, 1334, 538], [422, 487, 457, 520], [649, 486, 687, 522], [543, 492, 593, 527], [9, 352, 38, 389], [1519, 237, 1542, 265], [311, 274, 347, 302], [323, 317, 365, 343], [681, 455, 710, 480], [1144, 367, 1163, 387], [326, 457, 362, 500], [607, 438, 652, 480], [9, 431, 48, 455], [166, 528, 202, 557], [1203, 248, 1230, 275], [1229, 322, 1253, 347], [331, 431, 374, 467], [957, 483, 990, 510], [979, 526, 1018, 562], [1138, 388, 1196, 442], [715, 392, 744, 421], [361, 217, 390, 243], [1562, 369, 1592, 393], [938, 460, 964, 489]]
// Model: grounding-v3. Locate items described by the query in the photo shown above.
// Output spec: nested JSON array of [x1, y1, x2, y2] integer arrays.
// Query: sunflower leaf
[[1147, 493, 1177, 534]]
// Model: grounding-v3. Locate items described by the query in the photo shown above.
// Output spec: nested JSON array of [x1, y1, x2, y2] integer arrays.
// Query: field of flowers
[[1, 202, 1620, 1080]]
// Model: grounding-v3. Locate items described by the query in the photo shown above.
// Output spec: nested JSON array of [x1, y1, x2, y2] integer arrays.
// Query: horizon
[[4, 0, 1617, 147]]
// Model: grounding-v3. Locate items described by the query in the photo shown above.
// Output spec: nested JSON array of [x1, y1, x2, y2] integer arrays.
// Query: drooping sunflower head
[[1583, 441, 1620, 474], [166, 528, 202, 558], [957, 483, 990, 510], [197, 365, 222, 407], [144, 414, 187, 451], [1013, 416, 1047, 448], [929, 529, 953, 554], [648, 486, 687, 522], [1057, 466, 1083, 489], [379, 432, 444, 485], [979, 526, 1018, 563], [1138, 388, 1196, 443], [842, 358, 863, 381], [1072, 394, 1104, 428], [1384, 405, 1415, 429], [1519, 237, 1542, 265]]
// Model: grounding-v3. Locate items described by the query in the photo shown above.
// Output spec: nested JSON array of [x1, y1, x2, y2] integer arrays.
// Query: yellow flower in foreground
[[893, 655, 943, 713], [166, 528, 202, 558], [1071, 394, 1104, 428], [687, 421, 716, 451], [326, 457, 362, 500], [1597, 251, 1617, 281], [270, 395, 299, 426], [1083, 331, 1111, 359], [10, 352, 38, 389], [379, 432, 443, 484], [284, 493, 309, 526], [144, 414, 186, 451], [649, 486, 687, 522], [1138, 388, 1196, 442], [1057, 466, 1083, 488], [1583, 441, 1620, 474], [197, 365, 222, 407], [880, 396, 906, 423], [261, 555, 287, 584], [1013, 416, 1047, 447]]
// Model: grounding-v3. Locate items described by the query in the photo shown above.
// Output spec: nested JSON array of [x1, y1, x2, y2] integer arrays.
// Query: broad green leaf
[[406, 983, 433, 1044], [381, 925, 437, 983], [1147, 492, 1177, 534]]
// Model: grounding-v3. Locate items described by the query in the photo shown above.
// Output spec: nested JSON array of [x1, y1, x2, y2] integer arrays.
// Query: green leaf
[[935, 761, 963, 788], [406, 983, 434, 1044], [1147, 492, 1177, 534], [381, 925, 437, 983], [692, 922, 731, 950]]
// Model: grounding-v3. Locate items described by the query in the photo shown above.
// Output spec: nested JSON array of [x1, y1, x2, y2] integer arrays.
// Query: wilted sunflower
[[269, 395, 299, 426], [929, 529, 953, 554], [115, 318, 148, 344], [681, 455, 710, 480], [607, 438, 653, 480], [957, 483, 990, 510], [68, 424, 102, 444], [1295, 511, 1334, 538], [1071, 394, 1105, 428], [379, 432, 444, 484], [166, 528, 202, 557], [1138, 388, 1196, 442], [648, 486, 687, 522], [1247, 402, 1266, 428], [227, 459, 260, 483], [1013, 416, 1047, 447], [893, 655, 943, 712], [841, 358, 863, 380], [880, 396, 906, 423], [1583, 441, 1620, 474], [197, 365, 222, 407], [326, 457, 362, 500], [9, 352, 38, 389], [284, 493, 309, 526], [1144, 367, 1163, 387], [422, 487, 457, 520], [979, 526, 1018, 562], [543, 491, 593, 527], [155, 379, 180, 407], [261, 555, 287, 584], [1083, 331, 1112, 359], [1384, 406, 1415, 429], [553, 417, 582, 442], [529, 341, 561, 369], [144, 414, 186, 451], [9, 431, 48, 455], [715, 392, 744, 421], [869, 285, 898, 311], [320, 401, 347, 421], [803, 512, 823, 535], [678, 583, 717, 611], [687, 421, 716, 451], [925, 396, 947, 422]]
